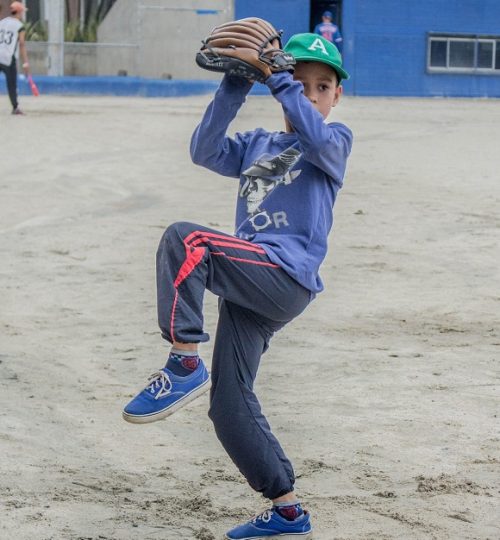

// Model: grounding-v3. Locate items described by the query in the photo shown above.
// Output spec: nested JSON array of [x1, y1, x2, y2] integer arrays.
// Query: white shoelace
[[147, 370, 172, 400], [253, 510, 273, 524]]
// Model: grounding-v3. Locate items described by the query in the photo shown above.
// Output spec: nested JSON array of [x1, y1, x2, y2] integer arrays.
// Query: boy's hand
[[195, 17, 295, 83]]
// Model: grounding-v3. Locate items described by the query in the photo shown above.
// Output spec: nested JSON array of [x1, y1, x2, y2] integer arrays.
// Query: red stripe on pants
[[170, 230, 274, 342]]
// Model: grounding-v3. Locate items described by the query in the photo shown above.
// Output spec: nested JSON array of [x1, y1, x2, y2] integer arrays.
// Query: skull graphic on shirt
[[239, 146, 302, 214]]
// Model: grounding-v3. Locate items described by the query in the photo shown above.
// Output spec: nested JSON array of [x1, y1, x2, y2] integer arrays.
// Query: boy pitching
[[123, 33, 352, 539]]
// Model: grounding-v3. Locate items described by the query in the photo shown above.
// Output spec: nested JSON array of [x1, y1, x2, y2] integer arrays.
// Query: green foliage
[[25, 1, 116, 43], [64, 20, 82, 42], [81, 16, 100, 43], [26, 19, 98, 43], [64, 16, 99, 42], [24, 21, 48, 42]]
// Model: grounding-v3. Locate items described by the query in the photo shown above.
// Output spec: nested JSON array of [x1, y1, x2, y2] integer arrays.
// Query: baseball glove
[[195, 17, 296, 83]]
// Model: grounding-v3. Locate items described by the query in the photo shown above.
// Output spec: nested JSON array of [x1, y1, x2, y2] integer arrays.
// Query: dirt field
[[1, 92, 499, 540]]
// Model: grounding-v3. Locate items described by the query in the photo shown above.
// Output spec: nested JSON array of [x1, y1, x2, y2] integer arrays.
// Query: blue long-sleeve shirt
[[190, 71, 353, 293]]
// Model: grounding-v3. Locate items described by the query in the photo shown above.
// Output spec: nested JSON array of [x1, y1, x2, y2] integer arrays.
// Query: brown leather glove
[[196, 17, 295, 83]]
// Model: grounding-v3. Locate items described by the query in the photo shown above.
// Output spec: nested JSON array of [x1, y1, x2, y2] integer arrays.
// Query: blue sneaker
[[225, 509, 313, 539], [122, 360, 210, 424]]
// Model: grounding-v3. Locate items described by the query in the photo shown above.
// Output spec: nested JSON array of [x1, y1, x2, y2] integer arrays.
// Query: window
[[477, 41, 494, 68], [430, 40, 447, 67], [449, 40, 475, 68], [428, 34, 500, 74]]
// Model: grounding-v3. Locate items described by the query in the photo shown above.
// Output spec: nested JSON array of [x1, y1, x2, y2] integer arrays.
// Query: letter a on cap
[[308, 37, 329, 55]]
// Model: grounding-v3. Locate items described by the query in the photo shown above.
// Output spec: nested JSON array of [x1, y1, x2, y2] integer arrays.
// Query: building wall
[[97, 0, 233, 79], [234, 0, 309, 45], [27, 42, 98, 76], [95, 0, 137, 76], [342, 0, 500, 97]]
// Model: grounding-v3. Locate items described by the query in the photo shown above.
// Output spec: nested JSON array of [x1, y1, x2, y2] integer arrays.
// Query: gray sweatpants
[[156, 222, 312, 499]]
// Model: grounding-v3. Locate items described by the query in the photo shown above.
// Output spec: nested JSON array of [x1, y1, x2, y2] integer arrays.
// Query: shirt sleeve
[[190, 75, 253, 178], [265, 71, 353, 186]]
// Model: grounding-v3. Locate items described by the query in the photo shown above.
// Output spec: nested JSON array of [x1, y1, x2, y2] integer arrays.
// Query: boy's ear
[[332, 85, 343, 107]]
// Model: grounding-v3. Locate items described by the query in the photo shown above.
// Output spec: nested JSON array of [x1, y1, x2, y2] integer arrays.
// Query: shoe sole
[[224, 533, 312, 540], [122, 377, 211, 424]]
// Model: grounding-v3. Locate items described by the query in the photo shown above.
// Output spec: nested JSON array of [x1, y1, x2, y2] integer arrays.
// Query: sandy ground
[[1, 91, 499, 540]]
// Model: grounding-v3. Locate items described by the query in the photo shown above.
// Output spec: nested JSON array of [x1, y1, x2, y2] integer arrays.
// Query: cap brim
[[294, 55, 350, 81]]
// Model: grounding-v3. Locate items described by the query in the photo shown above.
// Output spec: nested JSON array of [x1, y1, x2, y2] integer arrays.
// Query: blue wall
[[236, 0, 500, 97], [234, 0, 310, 45], [0, 75, 272, 98], [0, 76, 222, 98], [342, 0, 500, 97]]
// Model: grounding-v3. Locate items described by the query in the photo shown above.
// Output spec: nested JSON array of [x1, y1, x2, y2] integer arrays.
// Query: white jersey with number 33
[[0, 16, 24, 66]]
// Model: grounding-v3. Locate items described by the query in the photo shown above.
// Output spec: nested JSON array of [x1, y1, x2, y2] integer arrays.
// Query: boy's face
[[292, 61, 342, 120]]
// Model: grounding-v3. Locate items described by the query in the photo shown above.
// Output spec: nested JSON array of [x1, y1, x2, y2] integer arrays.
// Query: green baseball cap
[[284, 33, 349, 82]]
